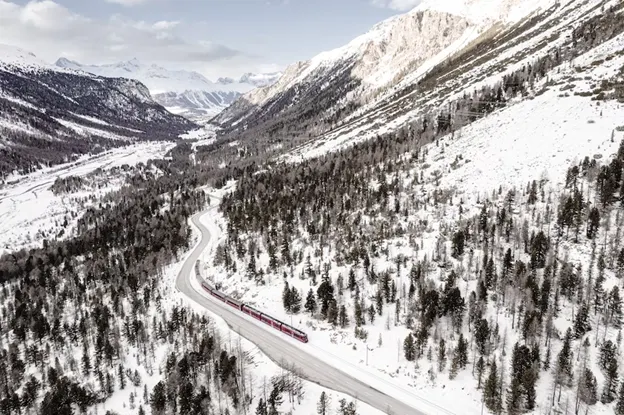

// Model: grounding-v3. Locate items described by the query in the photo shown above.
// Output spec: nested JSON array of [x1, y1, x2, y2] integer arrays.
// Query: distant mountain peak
[[218, 77, 235, 85], [55, 57, 79, 67], [52, 57, 283, 118]]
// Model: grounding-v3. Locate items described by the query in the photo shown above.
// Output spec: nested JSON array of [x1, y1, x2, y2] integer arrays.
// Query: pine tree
[[256, 398, 268, 415], [484, 360, 502, 413], [587, 207, 600, 239], [317, 391, 331, 415], [616, 381, 624, 415], [475, 319, 490, 356], [81, 342, 91, 376], [573, 302, 592, 338], [283, 282, 292, 312], [339, 305, 349, 328], [368, 304, 376, 323], [579, 368, 598, 405], [348, 268, 356, 292], [608, 286, 623, 328], [556, 328, 573, 387], [404, 333, 416, 361], [601, 354, 619, 403], [476, 356, 485, 389], [290, 287, 302, 314], [438, 338, 447, 372], [317, 277, 334, 317], [305, 289, 317, 315], [543, 342, 551, 370], [179, 381, 194, 415], [247, 250, 258, 280], [327, 299, 338, 326], [119, 364, 126, 390], [150, 381, 167, 415], [600, 340, 617, 372], [354, 300, 364, 327], [455, 333, 468, 369]]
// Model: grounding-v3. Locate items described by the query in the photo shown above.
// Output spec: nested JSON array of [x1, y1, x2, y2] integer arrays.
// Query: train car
[[241, 304, 263, 320], [201, 282, 212, 294], [211, 290, 226, 302], [198, 278, 309, 344], [292, 330, 308, 343], [226, 297, 243, 310]]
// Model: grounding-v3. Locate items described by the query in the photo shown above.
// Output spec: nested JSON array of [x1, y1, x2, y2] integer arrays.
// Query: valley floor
[[0, 142, 174, 255]]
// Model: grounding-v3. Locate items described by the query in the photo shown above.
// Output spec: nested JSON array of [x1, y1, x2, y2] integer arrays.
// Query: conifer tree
[[339, 305, 349, 328], [305, 289, 317, 315], [256, 398, 268, 415], [354, 300, 364, 327], [290, 287, 302, 314], [476, 356, 485, 389], [348, 269, 356, 292], [573, 303, 592, 338], [150, 382, 167, 415], [601, 355, 619, 403], [556, 328, 573, 388], [317, 391, 331, 415], [404, 334, 416, 361], [119, 364, 126, 390], [579, 368, 598, 405], [587, 207, 600, 239], [438, 338, 447, 372], [484, 360, 502, 413], [283, 282, 292, 312], [616, 381, 624, 415]]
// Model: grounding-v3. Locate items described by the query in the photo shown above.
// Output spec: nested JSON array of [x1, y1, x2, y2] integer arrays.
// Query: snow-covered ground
[[0, 141, 174, 255], [196, 31, 624, 413], [93, 190, 387, 415]]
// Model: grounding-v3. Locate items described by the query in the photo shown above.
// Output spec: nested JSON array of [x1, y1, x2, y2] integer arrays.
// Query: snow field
[[0, 142, 174, 255]]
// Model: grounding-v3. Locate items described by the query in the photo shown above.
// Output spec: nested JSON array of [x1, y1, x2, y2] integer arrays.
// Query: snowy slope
[[214, 0, 554, 132], [198, 22, 624, 415], [0, 44, 195, 176]]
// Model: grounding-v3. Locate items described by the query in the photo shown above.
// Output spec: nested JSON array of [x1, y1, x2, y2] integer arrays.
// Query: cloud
[[106, 0, 153, 6], [0, 0, 242, 67], [371, 0, 422, 11]]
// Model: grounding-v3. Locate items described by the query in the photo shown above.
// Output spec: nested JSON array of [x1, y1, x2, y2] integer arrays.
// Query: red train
[[201, 282, 309, 343]]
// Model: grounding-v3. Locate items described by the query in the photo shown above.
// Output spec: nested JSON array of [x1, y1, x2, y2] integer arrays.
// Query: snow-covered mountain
[[0, 44, 194, 176], [239, 72, 283, 88], [213, 0, 564, 137], [55, 58, 282, 118]]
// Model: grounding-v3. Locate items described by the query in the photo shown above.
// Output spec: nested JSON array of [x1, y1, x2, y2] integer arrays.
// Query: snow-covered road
[[176, 203, 439, 415]]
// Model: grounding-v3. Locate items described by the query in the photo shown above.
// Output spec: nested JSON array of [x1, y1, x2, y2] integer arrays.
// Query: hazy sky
[[0, 0, 422, 78]]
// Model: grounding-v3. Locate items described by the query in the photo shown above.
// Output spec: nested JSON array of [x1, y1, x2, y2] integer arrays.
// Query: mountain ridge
[[55, 57, 283, 118], [0, 44, 195, 176]]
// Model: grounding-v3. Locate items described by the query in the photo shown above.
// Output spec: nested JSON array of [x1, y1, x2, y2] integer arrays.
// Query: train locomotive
[[201, 282, 309, 343]]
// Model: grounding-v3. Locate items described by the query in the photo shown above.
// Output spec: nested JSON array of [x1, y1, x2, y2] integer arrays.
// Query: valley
[[1, 0, 624, 414]]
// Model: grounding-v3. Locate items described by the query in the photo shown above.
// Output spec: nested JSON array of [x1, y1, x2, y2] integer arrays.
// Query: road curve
[[176, 206, 428, 415]]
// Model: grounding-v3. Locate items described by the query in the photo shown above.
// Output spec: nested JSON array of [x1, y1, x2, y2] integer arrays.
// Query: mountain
[[0, 44, 195, 176], [55, 58, 282, 118], [239, 72, 283, 88], [213, 0, 578, 141]]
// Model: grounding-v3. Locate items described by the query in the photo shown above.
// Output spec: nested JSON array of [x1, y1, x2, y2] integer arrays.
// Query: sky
[[0, 0, 423, 79]]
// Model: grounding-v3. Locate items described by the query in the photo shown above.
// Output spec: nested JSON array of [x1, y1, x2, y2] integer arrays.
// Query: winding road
[[176, 205, 433, 415]]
